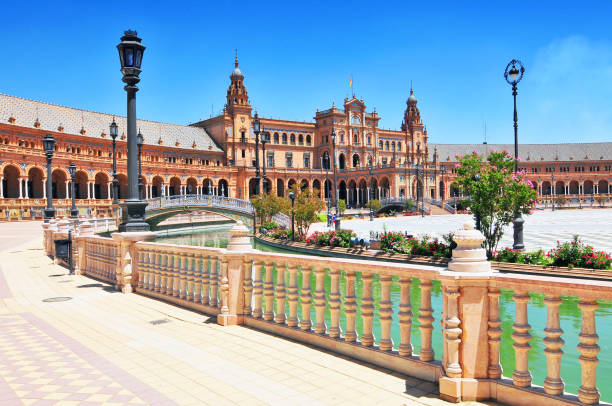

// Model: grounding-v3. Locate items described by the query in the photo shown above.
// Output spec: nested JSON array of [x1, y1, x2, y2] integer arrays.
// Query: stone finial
[[448, 223, 491, 273], [226, 221, 252, 252]]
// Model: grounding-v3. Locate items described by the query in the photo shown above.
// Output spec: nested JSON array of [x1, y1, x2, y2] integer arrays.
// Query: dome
[[407, 89, 417, 104], [231, 55, 244, 78]]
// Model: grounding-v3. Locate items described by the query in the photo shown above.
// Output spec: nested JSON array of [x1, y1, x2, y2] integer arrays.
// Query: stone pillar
[[439, 224, 493, 402], [107, 182, 111, 199], [18, 178, 23, 199], [218, 221, 251, 326], [111, 230, 156, 293], [74, 221, 94, 275], [24, 179, 29, 199], [0, 176, 3, 198], [65, 181, 70, 198], [87, 182, 91, 199], [43, 180, 46, 199]]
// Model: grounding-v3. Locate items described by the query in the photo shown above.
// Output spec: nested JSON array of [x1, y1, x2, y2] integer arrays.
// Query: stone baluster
[[328, 269, 342, 338], [300, 266, 312, 331], [180, 252, 189, 299], [360, 274, 375, 346], [172, 252, 181, 298], [157, 252, 165, 293], [274, 264, 287, 324], [398, 277, 413, 356], [210, 257, 219, 307], [252, 261, 263, 319], [186, 252, 195, 301], [219, 258, 229, 315], [286, 264, 299, 327], [343, 271, 357, 343], [243, 259, 254, 316], [418, 280, 435, 362], [193, 255, 202, 303], [263, 263, 275, 321], [137, 248, 147, 290], [487, 288, 503, 378], [378, 276, 393, 351], [543, 295, 564, 395], [444, 286, 462, 377], [201, 256, 211, 305], [577, 299, 600, 405], [512, 291, 532, 387], [313, 267, 327, 334]]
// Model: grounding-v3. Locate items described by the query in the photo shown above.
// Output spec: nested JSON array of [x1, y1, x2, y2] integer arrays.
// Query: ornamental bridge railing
[[145, 195, 254, 216], [46, 220, 612, 406]]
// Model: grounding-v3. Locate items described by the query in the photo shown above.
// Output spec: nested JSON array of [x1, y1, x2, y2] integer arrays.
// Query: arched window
[[298, 134, 304, 145], [353, 133, 358, 144], [290, 133, 296, 145], [379, 140, 383, 149], [273, 132, 279, 144], [385, 141, 389, 151], [397, 142, 402, 151], [306, 134, 311, 146], [351, 115, 361, 125], [282, 133, 287, 144]]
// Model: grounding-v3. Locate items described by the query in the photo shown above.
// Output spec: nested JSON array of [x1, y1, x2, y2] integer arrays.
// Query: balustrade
[[82, 237, 119, 284]]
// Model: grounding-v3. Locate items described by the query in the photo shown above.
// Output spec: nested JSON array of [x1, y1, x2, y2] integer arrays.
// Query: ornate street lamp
[[505, 59, 526, 250], [43, 133, 56, 221], [116, 30, 148, 231], [321, 155, 331, 226], [137, 130, 143, 200], [261, 131, 269, 194], [68, 163, 78, 219], [109, 118, 119, 204], [289, 191, 295, 241], [440, 165, 446, 204], [331, 129, 341, 230], [369, 164, 374, 221], [253, 113, 261, 195]]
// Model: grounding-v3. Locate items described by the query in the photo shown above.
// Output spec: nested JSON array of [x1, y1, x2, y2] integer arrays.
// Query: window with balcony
[[267, 152, 274, 167], [304, 153, 310, 168], [285, 152, 293, 168]]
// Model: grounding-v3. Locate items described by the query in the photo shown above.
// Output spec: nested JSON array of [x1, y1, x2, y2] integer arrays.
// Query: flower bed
[[493, 237, 611, 270], [379, 231, 454, 259], [305, 230, 356, 248]]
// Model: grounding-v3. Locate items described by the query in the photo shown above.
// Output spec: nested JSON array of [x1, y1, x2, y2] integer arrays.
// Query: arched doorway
[[348, 179, 357, 207], [338, 154, 346, 170], [352, 154, 360, 168], [152, 176, 164, 197], [218, 179, 229, 196], [584, 180, 594, 195], [359, 179, 367, 205], [312, 179, 321, 197], [203, 178, 213, 195], [287, 179, 296, 191], [74, 170, 88, 199], [276, 179, 284, 197], [300, 179, 309, 192], [169, 177, 181, 196], [569, 180, 579, 195], [51, 169, 67, 198], [555, 181, 565, 195], [598, 179, 609, 194], [542, 181, 552, 195], [94, 172, 110, 199], [186, 177, 198, 195], [248, 178, 259, 197], [2, 165, 21, 198], [339, 180, 347, 202], [27, 167, 44, 198], [380, 177, 390, 199]]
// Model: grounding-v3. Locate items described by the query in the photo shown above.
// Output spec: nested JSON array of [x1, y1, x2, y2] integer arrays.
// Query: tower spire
[[235, 48, 238, 68]]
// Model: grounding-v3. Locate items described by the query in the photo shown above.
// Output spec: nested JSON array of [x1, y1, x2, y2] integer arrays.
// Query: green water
[[156, 228, 612, 401]]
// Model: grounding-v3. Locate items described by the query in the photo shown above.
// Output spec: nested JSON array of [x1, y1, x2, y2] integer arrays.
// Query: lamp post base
[[512, 214, 524, 250], [335, 219, 341, 230], [44, 208, 56, 222], [118, 200, 150, 232], [70, 209, 79, 219]]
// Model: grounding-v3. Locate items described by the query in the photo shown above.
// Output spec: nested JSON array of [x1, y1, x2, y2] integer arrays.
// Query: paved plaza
[[313, 208, 612, 253], [0, 221, 499, 406]]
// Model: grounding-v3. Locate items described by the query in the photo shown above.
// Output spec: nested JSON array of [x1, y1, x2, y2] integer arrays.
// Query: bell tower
[[401, 88, 428, 164], [224, 53, 252, 168], [226, 54, 250, 115]]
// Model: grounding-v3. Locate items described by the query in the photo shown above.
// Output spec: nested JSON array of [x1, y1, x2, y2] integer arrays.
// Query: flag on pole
[[349, 75, 353, 88]]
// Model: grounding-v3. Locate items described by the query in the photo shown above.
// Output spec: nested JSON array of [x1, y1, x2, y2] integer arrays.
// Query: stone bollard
[[74, 221, 94, 275], [111, 231, 156, 293], [439, 223, 494, 403], [218, 221, 251, 326]]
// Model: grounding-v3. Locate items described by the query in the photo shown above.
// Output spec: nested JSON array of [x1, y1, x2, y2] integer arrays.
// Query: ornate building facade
[[1, 57, 611, 219]]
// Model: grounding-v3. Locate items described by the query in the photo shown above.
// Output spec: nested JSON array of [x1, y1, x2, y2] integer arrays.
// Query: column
[[65, 181, 69, 198], [18, 178, 23, 199], [24, 179, 29, 198], [0, 176, 3, 198], [42, 180, 46, 199], [86, 181, 90, 199], [107, 182, 111, 199]]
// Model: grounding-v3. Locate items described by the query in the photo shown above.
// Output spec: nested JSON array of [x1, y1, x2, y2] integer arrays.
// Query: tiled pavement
[[0, 222, 498, 405]]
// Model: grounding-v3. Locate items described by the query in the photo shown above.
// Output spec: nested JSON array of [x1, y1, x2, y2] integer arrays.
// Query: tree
[[283, 184, 325, 237], [250, 193, 288, 223], [453, 151, 537, 258], [337, 199, 347, 215], [370, 199, 382, 212]]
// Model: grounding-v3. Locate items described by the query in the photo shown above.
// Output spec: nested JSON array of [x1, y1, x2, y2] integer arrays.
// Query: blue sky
[[1, 1, 611, 145]]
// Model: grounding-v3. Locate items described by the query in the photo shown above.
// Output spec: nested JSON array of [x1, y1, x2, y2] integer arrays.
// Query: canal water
[[156, 226, 612, 401]]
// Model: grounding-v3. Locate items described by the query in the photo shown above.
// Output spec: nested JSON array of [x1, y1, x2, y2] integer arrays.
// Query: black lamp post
[[331, 129, 341, 230], [43, 133, 56, 221], [137, 130, 143, 200], [369, 164, 374, 221], [289, 191, 295, 241], [322, 155, 331, 226], [505, 59, 525, 250], [117, 30, 149, 231], [110, 118, 119, 204], [253, 113, 261, 195], [441, 165, 446, 203], [261, 131, 269, 194], [68, 163, 78, 219]]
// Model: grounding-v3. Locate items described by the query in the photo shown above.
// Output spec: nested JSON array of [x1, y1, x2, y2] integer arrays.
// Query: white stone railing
[[145, 195, 254, 215], [271, 212, 291, 228], [57, 221, 612, 406]]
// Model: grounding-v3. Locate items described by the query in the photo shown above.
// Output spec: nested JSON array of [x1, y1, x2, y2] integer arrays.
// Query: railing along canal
[[54, 220, 612, 405], [145, 195, 254, 215]]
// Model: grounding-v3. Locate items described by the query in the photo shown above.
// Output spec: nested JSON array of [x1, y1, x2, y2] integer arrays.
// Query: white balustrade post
[[42, 180, 46, 199], [18, 178, 23, 199]]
